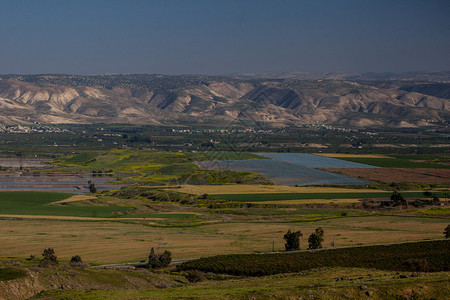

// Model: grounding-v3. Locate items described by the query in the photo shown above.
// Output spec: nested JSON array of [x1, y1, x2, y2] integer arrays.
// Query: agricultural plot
[[1, 215, 448, 264], [196, 159, 371, 186], [323, 168, 450, 183], [0, 192, 127, 217], [256, 153, 375, 168], [335, 157, 450, 169], [167, 185, 386, 195], [0, 174, 116, 193], [210, 191, 437, 203]]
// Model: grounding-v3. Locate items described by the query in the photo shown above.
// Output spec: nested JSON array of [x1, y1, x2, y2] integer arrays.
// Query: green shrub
[[40, 248, 58, 267], [70, 255, 82, 263], [0, 268, 27, 281], [147, 248, 172, 269], [185, 270, 206, 282]]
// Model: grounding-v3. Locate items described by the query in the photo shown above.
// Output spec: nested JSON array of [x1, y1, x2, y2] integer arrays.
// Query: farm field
[[256, 152, 375, 168], [0, 215, 448, 265], [0, 192, 128, 218], [0, 174, 116, 193], [167, 184, 386, 195], [209, 191, 441, 202], [335, 157, 450, 169], [323, 167, 450, 183], [196, 159, 371, 186]]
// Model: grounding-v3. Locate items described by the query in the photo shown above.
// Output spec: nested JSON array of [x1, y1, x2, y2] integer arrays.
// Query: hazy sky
[[0, 0, 449, 75]]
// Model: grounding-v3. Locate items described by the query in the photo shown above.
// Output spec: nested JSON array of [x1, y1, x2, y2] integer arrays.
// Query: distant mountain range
[[231, 71, 450, 81], [0, 73, 449, 127]]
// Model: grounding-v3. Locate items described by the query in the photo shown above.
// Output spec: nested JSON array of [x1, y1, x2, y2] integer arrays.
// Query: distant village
[[0, 123, 71, 134]]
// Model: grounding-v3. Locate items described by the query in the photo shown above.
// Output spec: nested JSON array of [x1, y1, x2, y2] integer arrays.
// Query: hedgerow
[[178, 240, 449, 276]]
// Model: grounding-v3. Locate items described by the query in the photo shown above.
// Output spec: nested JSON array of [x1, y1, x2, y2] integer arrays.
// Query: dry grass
[[248, 198, 361, 204], [166, 185, 386, 195], [0, 215, 447, 264], [0, 214, 161, 222], [50, 195, 98, 204]]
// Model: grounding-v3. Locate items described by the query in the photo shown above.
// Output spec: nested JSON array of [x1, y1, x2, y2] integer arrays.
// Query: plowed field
[[321, 168, 450, 183]]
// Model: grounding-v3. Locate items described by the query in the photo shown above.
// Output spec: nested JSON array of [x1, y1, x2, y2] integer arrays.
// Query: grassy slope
[[29, 268, 450, 300]]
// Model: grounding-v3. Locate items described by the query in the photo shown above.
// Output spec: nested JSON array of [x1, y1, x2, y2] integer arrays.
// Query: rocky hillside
[[0, 74, 448, 127]]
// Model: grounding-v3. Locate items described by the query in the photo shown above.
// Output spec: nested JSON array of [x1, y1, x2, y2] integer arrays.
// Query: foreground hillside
[[1, 266, 448, 300], [0, 74, 449, 127], [1, 241, 449, 299]]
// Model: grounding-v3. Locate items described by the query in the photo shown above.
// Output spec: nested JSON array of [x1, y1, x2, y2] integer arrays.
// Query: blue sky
[[0, 0, 449, 75]]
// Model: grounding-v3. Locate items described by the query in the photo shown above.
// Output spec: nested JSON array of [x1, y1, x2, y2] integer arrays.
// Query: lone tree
[[147, 247, 172, 269], [432, 194, 440, 205], [88, 182, 97, 193], [284, 230, 302, 251], [308, 227, 325, 249], [445, 225, 450, 239], [41, 248, 58, 266], [391, 190, 406, 206]]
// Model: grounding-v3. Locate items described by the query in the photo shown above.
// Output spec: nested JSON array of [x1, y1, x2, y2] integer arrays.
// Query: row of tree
[[284, 227, 324, 251], [388, 190, 442, 207]]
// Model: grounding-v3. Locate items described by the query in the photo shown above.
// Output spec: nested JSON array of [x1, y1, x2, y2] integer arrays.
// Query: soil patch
[[321, 167, 450, 183]]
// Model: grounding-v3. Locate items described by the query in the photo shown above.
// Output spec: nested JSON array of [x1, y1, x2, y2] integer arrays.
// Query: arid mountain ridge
[[0, 73, 449, 127]]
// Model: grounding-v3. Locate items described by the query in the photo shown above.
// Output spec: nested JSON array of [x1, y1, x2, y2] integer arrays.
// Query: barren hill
[[0, 74, 448, 127]]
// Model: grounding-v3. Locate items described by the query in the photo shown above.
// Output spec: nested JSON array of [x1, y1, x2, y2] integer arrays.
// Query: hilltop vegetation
[[51, 149, 270, 185]]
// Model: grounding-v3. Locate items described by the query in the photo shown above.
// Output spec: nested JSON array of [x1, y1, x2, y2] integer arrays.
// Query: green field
[[0, 192, 127, 217], [211, 191, 445, 202]]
